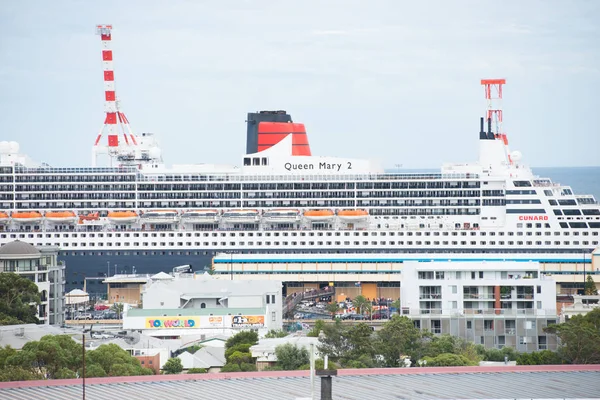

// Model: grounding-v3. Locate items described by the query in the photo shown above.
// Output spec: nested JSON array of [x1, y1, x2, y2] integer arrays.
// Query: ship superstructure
[[0, 26, 598, 293]]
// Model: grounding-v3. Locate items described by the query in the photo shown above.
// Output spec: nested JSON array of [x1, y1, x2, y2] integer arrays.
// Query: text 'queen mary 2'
[[0, 99, 599, 292]]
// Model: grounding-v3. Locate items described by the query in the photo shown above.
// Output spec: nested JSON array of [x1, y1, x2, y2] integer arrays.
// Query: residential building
[[401, 260, 559, 352], [178, 347, 226, 373], [0, 240, 66, 325], [560, 295, 600, 321]]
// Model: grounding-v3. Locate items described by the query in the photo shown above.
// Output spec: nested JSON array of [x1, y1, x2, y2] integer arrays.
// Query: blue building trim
[[214, 257, 590, 264]]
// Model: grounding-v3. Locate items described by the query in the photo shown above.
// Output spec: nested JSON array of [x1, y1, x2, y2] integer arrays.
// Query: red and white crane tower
[[481, 78, 512, 164], [92, 24, 138, 166]]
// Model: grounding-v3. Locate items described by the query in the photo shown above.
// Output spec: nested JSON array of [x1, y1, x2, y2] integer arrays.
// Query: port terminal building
[[211, 249, 600, 298]]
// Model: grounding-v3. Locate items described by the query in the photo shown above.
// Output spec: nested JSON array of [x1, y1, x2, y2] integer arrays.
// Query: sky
[[1, 0, 599, 169]]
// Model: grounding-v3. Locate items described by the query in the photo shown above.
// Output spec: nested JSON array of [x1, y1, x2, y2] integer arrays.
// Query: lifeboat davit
[[263, 209, 301, 223], [141, 210, 180, 223], [222, 209, 260, 223], [338, 209, 369, 221], [181, 209, 220, 222], [304, 209, 335, 221], [12, 211, 43, 224], [107, 211, 138, 223], [0, 211, 9, 224], [45, 211, 77, 223]]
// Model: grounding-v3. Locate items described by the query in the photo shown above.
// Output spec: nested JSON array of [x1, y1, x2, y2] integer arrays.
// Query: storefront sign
[[208, 316, 223, 327], [146, 317, 198, 329], [231, 315, 264, 328]]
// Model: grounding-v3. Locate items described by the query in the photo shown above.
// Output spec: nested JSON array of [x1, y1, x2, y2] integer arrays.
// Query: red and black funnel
[[246, 110, 311, 156]]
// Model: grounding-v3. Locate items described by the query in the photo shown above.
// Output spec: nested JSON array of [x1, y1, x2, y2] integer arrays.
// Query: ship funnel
[[487, 117, 494, 140], [479, 117, 487, 140], [246, 110, 311, 156]]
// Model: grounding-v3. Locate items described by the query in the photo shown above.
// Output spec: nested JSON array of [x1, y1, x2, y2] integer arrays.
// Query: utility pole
[[82, 334, 86, 400]]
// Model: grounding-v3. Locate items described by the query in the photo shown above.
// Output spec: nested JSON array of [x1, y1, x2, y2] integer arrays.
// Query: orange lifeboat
[[78, 212, 100, 223], [107, 211, 138, 223], [12, 211, 43, 224], [0, 211, 9, 224], [338, 209, 369, 221], [45, 211, 77, 224], [304, 209, 335, 221]]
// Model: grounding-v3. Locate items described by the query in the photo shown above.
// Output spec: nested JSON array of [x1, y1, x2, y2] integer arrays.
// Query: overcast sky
[[1, 0, 599, 169]]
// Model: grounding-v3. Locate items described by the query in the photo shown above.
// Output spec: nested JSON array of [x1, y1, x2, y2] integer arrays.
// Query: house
[[250, 336, 319, 371], [177, 347, 226, 373]]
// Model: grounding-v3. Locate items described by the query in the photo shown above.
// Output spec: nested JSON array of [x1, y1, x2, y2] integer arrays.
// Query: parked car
[[91, 333, 111, 339], [75, 313, 92, 320], [94, 304, 110, 311]]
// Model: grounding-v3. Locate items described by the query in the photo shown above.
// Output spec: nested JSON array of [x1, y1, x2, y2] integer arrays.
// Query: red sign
[[518, 215, 548, 221]]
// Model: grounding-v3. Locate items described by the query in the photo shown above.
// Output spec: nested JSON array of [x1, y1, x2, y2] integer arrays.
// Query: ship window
[[253, 158, 260, 166], [262, 157, 268, 166], [243, 158, 251, 166]]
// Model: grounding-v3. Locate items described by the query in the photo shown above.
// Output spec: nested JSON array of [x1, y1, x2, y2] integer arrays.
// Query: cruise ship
[[0, 104, 599, 293]]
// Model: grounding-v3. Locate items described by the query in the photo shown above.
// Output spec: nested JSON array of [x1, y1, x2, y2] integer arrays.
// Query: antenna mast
[[93, 24, 137, 166]]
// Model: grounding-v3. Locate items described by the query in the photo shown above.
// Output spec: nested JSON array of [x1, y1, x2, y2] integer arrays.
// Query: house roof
[[0, 324, 75, 350], [0, 366, 598, 399], [179, 347, 226, 369]]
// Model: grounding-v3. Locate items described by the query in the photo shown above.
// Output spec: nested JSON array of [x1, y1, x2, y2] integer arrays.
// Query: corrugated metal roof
[[0, 369, 598, 400]]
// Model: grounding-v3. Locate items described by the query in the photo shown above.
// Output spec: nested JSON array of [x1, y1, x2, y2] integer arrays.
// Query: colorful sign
[[518, 215, 548, 221], [231, 315, 265, 328], [208, 316, 223, 327], [146, 317, 199, 329]]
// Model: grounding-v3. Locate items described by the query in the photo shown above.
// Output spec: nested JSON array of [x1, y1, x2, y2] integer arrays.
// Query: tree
[[110, 303, 124, 319], [0, 273, 41, 325], [516, 350, 563, 365], [162, 357, 183, 374], [545, 308, 600, 364], [86, 343, 152, 377], [352, 295, 370, 316], [390, 299, 401, 315], [424, 334, 482, 364], [585, 275, 598, 295], [376, 315, 428, 367], [225, 330, 258, 350], [187, 368, 207, 374], [326, 302, 340, 317], [317, 319, 350, 361], [307, 320, 326, 337], [7, 335, 82, 379], [422, 353, 473, 367], [264, 329, 288, 338], [274, 343, 310, 370], [221, 330, 258, 372]]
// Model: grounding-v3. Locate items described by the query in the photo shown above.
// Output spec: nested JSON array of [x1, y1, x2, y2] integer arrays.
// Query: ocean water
[[533, 167, 600, 201], [387, 166, 600, 200]]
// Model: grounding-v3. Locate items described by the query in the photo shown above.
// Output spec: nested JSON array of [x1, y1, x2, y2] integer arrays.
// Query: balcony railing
[[419, 294, 441, 300]]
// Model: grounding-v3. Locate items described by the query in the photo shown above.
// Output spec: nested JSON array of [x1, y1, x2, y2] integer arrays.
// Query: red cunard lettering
[[518, 216, 548, 221]]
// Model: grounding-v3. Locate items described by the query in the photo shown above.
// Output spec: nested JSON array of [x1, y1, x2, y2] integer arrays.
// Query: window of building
[[201, 303, 206, 309]]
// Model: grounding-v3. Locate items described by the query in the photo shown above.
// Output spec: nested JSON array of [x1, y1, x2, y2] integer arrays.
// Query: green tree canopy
[[0, 273, 41, 325], [545, 308, 600, 364], [584, 275, 598, 295], [86, 343, 152, 377], [264, 329, 288, 339], [162, 357, 183, 374], [225, 330, 258, 350], [6, 335, 82, 378], [375, 315, 428, 367], [274, 343, 310, 370]]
